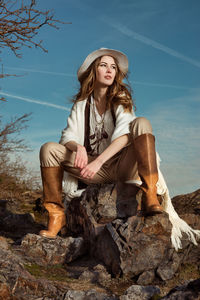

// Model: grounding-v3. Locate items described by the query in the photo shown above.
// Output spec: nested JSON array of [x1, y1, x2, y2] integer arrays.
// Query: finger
[[78, 160, 83, 169], [83, 170, 91, 179], [74, 158, 78, 167], [77, 157, 84, 169], [74, 154, 80, 167], [80, 167, 86, 177], [82, 160, 87, 168], [75, 158, 80, 168]]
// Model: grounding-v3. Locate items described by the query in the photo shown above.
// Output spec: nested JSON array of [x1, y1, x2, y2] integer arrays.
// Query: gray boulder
[[0, 247, 62, 299], [20, 233, 87, 265], [62, 289, 117, 300], [119, 285, 160, 300], [66, 183, 181, 279]]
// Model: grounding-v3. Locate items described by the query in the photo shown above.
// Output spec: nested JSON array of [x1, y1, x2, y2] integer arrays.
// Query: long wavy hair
[[73, 56, 136, 112]]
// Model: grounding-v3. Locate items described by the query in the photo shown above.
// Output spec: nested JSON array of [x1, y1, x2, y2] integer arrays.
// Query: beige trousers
[[40, 117, 153, 185]]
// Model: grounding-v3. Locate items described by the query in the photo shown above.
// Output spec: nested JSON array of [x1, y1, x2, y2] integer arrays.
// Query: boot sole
[[145, 205, 163, 216]]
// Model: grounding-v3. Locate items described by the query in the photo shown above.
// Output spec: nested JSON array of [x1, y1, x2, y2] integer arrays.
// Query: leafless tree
[[0, 0, 68, 57], [0, 0, 69, 81], [0, 1, 68, 192], [0, 112, 34, 197], [0, 113, 31, 153]]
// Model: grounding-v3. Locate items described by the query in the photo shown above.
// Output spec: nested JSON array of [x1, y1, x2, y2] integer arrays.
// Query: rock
[[0, 236, 9, 250], [78, 264, 111, 284], [65, 183, 188, 279], [20, 233, 87, 265], [93, 264, 112, 282], [0, 200, 43, 240], [161, 278, 200, 299], [1, 186, 199, 299], [0, 283, 16, 300], [0, 245, 74, 299], [62, 289, 117, 300], [0, 247, 57, 299], [95, 213, 173, 277], [78, 269, 95, 281], [65, 183, 139, 241], [10, 276, 59, 299], [119, 285, 160, 300], [65, 184, 200, 281], [172, 189, 200, 215], [156, 249, 181, 281], [137, 270, 155, 285], [0, 247, 34, 285], [116, 182, 140, 218], [181, 213, 200, 229], [171, 189, 200, 269]]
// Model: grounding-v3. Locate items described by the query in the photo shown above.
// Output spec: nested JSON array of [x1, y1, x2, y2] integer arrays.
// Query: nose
[[106, 66, 112, 73]]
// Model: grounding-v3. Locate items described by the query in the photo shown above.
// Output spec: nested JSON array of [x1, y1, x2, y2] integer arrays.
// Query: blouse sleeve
[[111, 105, 136, 142], [59, 103, 81, 145]]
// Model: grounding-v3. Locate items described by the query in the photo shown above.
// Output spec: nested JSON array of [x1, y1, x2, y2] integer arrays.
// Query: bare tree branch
[[0, 113, 32, 152], [0, 1, 69, 194], [0, 0, 70, 58]]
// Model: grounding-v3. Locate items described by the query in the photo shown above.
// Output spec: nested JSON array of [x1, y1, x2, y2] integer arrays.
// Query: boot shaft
[[41, 166, 64, 208]]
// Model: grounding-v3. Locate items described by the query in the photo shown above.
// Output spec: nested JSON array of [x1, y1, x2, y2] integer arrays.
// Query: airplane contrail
[[4, 67, 196, 90], [102, 18, 200, 69], [132, 80, 197, 90], [4, 66, 76, 77], [0, 91, 71, 111]]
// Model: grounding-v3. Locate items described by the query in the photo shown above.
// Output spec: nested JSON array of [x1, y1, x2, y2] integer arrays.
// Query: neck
[[93, 85, 108, 115], [93, 85, 108, 104]]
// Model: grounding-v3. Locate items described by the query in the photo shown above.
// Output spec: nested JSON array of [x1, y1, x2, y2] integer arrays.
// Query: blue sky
[[1, 0, 200, 196]]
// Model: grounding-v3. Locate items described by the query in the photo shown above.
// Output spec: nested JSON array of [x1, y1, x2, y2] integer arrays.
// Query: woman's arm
[[65, 141, 88, 169], [80, 134, 128, 179], [60, 101, 86, 147]]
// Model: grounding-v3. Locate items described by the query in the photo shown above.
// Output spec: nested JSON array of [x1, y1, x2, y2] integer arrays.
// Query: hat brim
[[77, 48, 128, 81]]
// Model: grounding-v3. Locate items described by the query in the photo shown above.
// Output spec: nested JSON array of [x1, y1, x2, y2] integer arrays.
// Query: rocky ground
[[0, 186, 200, 299]]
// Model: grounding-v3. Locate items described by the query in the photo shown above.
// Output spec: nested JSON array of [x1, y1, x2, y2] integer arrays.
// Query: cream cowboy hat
[[77, 48, 128, 81]]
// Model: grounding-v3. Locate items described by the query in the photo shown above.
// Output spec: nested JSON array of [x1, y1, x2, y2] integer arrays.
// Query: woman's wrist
[[95, 156, 105, 166], [76, 144, 85, 151]]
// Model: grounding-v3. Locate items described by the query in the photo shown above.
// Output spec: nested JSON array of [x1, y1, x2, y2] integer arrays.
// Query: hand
[[74, 145, 88, 169], [80, 158, 102, 179]]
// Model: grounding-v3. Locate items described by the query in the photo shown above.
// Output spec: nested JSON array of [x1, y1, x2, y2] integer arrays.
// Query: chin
[[103, 80, 114, 86]]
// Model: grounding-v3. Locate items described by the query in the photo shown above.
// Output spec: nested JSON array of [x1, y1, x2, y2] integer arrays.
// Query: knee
[[130, 117, 153, 136], [40, 142, 58, 159], [135, 117, 152, 130]]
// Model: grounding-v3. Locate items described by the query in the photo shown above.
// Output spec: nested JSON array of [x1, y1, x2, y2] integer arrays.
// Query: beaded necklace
[[89, 98, 108, 155]]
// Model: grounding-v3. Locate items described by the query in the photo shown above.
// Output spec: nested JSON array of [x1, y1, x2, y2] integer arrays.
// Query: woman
[[39, 48, 200, 250]]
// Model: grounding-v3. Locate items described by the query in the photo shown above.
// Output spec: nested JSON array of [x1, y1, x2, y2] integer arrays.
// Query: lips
[[105, 76, 112, 79]]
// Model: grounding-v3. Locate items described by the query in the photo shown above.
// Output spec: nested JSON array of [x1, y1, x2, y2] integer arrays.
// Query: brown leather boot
[[39, 166, 66, 238], [40, 203, 66, 238], [133, 133, 163, 216]]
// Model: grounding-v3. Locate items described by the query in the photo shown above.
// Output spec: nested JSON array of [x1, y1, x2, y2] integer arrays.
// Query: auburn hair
[[73, 56, 136, 112]]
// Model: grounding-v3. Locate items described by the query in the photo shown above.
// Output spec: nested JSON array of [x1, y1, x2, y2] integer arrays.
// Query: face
[[95, 56, 117, 87]]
